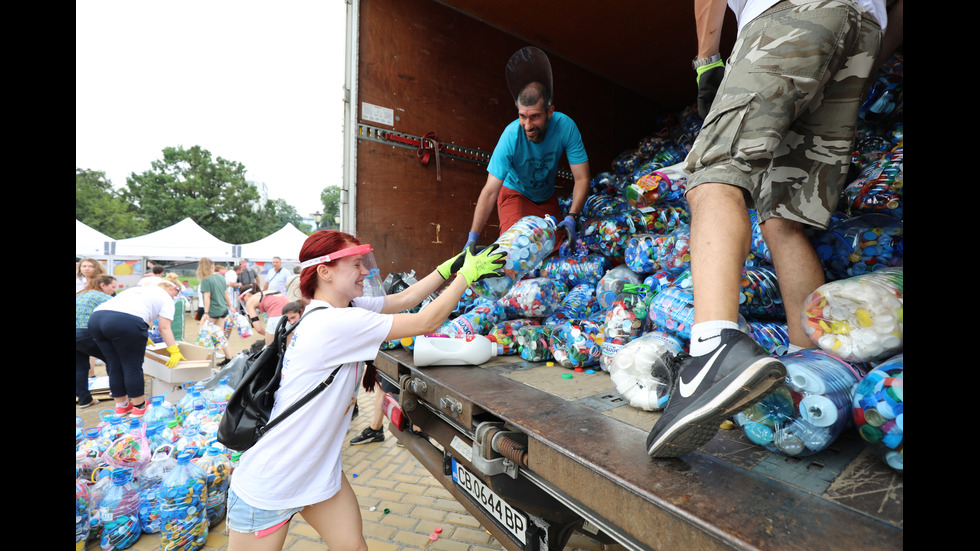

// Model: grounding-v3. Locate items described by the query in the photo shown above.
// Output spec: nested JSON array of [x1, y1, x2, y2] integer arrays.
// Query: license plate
[[452, 458, 527, 545]]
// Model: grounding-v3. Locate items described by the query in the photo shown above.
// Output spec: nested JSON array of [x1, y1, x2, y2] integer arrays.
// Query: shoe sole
[[350, 438, 384, 445], [648, 357, 786, 458]]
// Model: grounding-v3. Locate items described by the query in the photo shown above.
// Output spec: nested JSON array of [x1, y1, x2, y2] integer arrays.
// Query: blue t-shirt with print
[[487, 111, 588, 203]]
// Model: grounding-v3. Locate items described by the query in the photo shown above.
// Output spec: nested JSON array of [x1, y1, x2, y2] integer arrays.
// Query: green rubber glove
[[458, 244, 506, 286], [165, 344, 185, 368], [436, 250, 466, 279], [696, 60, 725, 119]]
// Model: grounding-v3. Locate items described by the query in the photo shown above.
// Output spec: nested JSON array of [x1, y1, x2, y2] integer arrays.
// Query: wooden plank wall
[[355, 0, 675, 277]]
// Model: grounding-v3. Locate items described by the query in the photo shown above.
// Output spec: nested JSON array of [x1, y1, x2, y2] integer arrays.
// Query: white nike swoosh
[[679, 345, 727, 398]]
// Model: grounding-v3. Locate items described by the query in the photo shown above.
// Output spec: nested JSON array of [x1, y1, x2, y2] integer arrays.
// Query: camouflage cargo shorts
[[684, 0, 883, 229]]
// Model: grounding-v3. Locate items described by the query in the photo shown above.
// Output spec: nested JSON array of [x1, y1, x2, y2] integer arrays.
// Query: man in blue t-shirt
[[465, 77, 590, 247]]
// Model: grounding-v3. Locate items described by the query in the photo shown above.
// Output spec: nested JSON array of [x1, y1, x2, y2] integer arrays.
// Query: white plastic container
[[413, 334, 498, 366]]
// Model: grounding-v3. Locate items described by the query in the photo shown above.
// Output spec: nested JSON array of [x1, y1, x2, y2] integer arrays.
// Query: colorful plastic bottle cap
[[799, 395, 838, 427], [434, 527, 443, 534], [561, 373, 573, 379]]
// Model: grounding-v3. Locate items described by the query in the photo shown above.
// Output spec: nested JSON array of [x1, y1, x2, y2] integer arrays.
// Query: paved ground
[[77, 314, 616, 551]]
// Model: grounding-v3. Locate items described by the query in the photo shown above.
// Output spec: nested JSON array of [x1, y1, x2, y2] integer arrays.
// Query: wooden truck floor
[[377, 348, 902, 550]]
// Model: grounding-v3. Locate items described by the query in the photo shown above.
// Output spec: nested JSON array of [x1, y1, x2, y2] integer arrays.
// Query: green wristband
[[695, 60, 725, 84]]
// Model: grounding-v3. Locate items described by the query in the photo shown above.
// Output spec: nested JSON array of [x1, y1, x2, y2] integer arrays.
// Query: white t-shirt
[[729, 0, 886, 34], [230, 295, 393, 510], [94, 285, 176, 324], [265, 267, 290, 294]]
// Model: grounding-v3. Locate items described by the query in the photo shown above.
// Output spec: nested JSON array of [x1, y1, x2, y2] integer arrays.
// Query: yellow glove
[[165, 344, 186, 367], [147, 337, 154, 346]]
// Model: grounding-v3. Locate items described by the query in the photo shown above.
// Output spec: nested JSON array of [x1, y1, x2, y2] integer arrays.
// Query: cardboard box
[[143, 341, 216, 401]]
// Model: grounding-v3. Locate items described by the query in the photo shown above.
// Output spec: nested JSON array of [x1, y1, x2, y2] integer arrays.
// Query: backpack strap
[[258, 306, 334, 437]]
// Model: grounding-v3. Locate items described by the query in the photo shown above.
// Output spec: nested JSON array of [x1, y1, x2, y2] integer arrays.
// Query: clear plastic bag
[[436, 296, 506, 337], [802, 267, 903, 363], [735, 349, 863, 457], [101, 421, 152, 478], [607, 331, 684, 411], [543, 284, 596, 325], [851, 353, 903, 471], [471, 215, 559, 300], [497, 277, 563, 319], [516, 325, 553, 362], [488, 319, 541, 355], [813, 214, 903, 280], [549, 319, 603, 368]]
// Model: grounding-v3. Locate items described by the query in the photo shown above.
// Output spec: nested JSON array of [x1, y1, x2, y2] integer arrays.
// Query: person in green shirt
[[197, 257, 233, 364]]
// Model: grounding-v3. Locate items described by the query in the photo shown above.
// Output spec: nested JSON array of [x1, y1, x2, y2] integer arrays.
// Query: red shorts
[[496, 186, 560, 235]]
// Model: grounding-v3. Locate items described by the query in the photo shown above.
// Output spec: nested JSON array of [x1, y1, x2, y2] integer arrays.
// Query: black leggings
[[88, 310, 149, 399]]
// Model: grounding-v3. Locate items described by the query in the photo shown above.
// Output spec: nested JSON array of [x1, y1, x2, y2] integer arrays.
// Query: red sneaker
[[130, 402, 148, 418], [114, 402, 133, 416]]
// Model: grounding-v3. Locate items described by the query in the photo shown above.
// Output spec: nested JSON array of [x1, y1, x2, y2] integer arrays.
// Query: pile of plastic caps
[[76, 378, 237, 550], [389, 53, 904, 471]]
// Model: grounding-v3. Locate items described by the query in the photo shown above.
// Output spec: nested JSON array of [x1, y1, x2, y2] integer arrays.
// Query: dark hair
[[298, 230, 361, 300], [518, 81, 552, 108], [152, 265, 165, 275], [282, 301, 304, 316]]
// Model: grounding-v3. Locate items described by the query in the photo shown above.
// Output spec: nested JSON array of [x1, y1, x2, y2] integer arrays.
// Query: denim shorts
[[227, 488, 304, 535]]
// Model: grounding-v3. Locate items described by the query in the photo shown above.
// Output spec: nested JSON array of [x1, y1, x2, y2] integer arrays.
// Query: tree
[[76, 168, 147, 238], [320, 185, 342, 229], [123, 145, 263, 242]]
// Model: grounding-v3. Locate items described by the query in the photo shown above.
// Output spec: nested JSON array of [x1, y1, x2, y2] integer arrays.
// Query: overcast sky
[[76, 0, 347, 216]]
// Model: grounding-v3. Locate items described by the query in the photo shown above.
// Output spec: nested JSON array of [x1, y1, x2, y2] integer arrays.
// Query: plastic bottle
[[413, 334, 498, 366], [98, 467, 142, 550], [159, 450, 209, 551], [143, 396, 176, 427], [193, 446, 234, 526], [471, 215, 559, 300], [208, 377, 235, 412]]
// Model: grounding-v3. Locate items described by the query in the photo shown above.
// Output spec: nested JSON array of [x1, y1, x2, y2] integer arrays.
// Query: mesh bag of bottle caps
[[497, 276, 564, 319], [851, 353, 903, 471], [589, 171, 626, 196], [102, 423, 152, 478], [735, 349, 864, 457], [516, 324, 553, 362], [607, 331, 684, 411], [488, 319, 541, 355], [549, 318, 603, 368], [813, 213, 903, 281], [803, 267, 902, 363]]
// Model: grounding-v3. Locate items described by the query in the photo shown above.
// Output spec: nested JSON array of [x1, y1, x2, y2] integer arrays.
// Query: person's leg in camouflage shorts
[[646, 0, 883, 458]]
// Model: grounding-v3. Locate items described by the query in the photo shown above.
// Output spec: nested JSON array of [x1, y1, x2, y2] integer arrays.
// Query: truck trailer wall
[[352, 0, 715, 276]]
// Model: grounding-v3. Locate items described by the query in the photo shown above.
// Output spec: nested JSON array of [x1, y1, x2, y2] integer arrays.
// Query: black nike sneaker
[[647, 329, 786, 458]]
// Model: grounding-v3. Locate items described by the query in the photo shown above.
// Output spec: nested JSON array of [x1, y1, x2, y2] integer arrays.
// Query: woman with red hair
[[227, 230, 504, 551]]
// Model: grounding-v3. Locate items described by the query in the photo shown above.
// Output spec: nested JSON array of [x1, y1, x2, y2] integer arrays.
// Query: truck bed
[[376, 348, 903, 551]]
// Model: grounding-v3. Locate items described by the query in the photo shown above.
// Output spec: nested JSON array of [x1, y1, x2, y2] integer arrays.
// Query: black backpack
[[217, 306, 340, 452]]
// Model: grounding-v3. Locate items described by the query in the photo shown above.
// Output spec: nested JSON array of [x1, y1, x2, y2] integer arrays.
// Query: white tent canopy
[[237, 223, 308, 263], [112, 217, 237, 261], [76, 219, 115, 257]]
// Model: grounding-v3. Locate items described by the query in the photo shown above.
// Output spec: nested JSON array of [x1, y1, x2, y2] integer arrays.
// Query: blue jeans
[[88, 310, 149, 399], [75, 328, 105, 404]]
